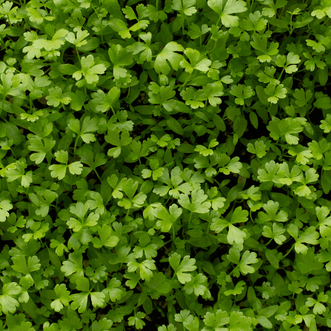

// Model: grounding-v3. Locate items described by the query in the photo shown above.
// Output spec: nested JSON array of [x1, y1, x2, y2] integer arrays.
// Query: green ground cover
[[0, 0, 331, 330]]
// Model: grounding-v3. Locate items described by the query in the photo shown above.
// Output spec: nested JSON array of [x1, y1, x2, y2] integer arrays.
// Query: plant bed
[[0, 0, 331, 330]]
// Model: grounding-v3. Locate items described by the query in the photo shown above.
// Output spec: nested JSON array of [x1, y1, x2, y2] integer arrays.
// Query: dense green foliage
[[1, 0, 331, 329]]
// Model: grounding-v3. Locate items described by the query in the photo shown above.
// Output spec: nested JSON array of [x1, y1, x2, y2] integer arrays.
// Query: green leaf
[[154, 42, 184, 74], [92, 224, 119, 248], [73, 54, 106, 85], [90, 291, 105, 309], [320, 114, 331, 133], [230, 84, 255, 105], [28, 137, 56, 164], [71, 292, 89, 313], [172, 0, 197, 16], [231, 206, 249, 223], [91, 318, 113, 331], [251, 34, 279, 62], [0, 199, 12, 222], [267, 117, 306, 145], [127, 259, 156, 281], [183, 273, 210, 298], [258, 200, 288, 223], [224, 280, 246, 296], [315, 92, 331, 110], [169, 252, 197, 284], [65, 28, 89, 47], [102, 278, 125, 303], [312, 0, 331, 19], [262, 223, 286, 244], [146, 272, 172, 299], [5, 159, 33, 188], [203, 81, 224, 106], [228, 224, 247, 246], [238, 250, 259, 275], [180, 48, 211, 74], [128, 312, 146, 330], [0, 282, 21, 314], [60, 251, 84, 283], [51, 284, 72, 312], [203, 310, 229, 329], [155, 204, 182, 232], [207, 0, 247, 27], [188, 23, 210, 39], [288, 225, 320, 254], [264, 83, 287, 103], [178, 189, 211, 214], [68, 162, 83, 175], [68, 116, 99, 143], [46, 86, 71, 107], [316, 206, 331, 237], [166, 117, 184, 135], [90, 87, 121, 113], [247, 139, 268, 158], [240, 11, 267, 31], [49, 164, 67, 180]]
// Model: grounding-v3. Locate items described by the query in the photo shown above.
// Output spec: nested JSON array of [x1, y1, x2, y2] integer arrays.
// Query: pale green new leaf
[[228, 224, 247, 246], [180, 48, 211, 73], [169, 252, 197, 284], [51, 284, 72, 312], [73, 54, 106, 85], [155, 204, 182, 232], [178, 189, 211, 214], [0, 282, 21, 314], [238, 250, 259, 275], [172, 0, 197, 16], [154, 42, 184, 74], [65, 28, 89, 47], [0, 199, 12, 222], [316, 206, 331, 237], [208, 0, 247, 27], [127, 260, 156, 281]]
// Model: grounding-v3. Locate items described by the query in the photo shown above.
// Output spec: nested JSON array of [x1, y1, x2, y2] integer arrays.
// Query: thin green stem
[[209, 40, 219, 53], [94, 169, 102, 183], [205, 16, 221, 47], [228, 268, 234, 277], [76, 46, 81, 65], [163, 239, 173, 246], [73, 136, 79, 156], [265, 238, 273, 246], [249, 0, 255, 13], [188, 211, 192, 224], [249, 210, 255, 223], [90, 283, 96, 292], [1, 95, 5, 114], [10, 147, 16, 157], [110, 105, 115, 115], [283, 243, 295, 258], [179, 72, 192, 90], [7, 14, 12, 27], [278, 67, 285, 81], [289, 14, 294, 36], [213, 178, 222, 187]]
